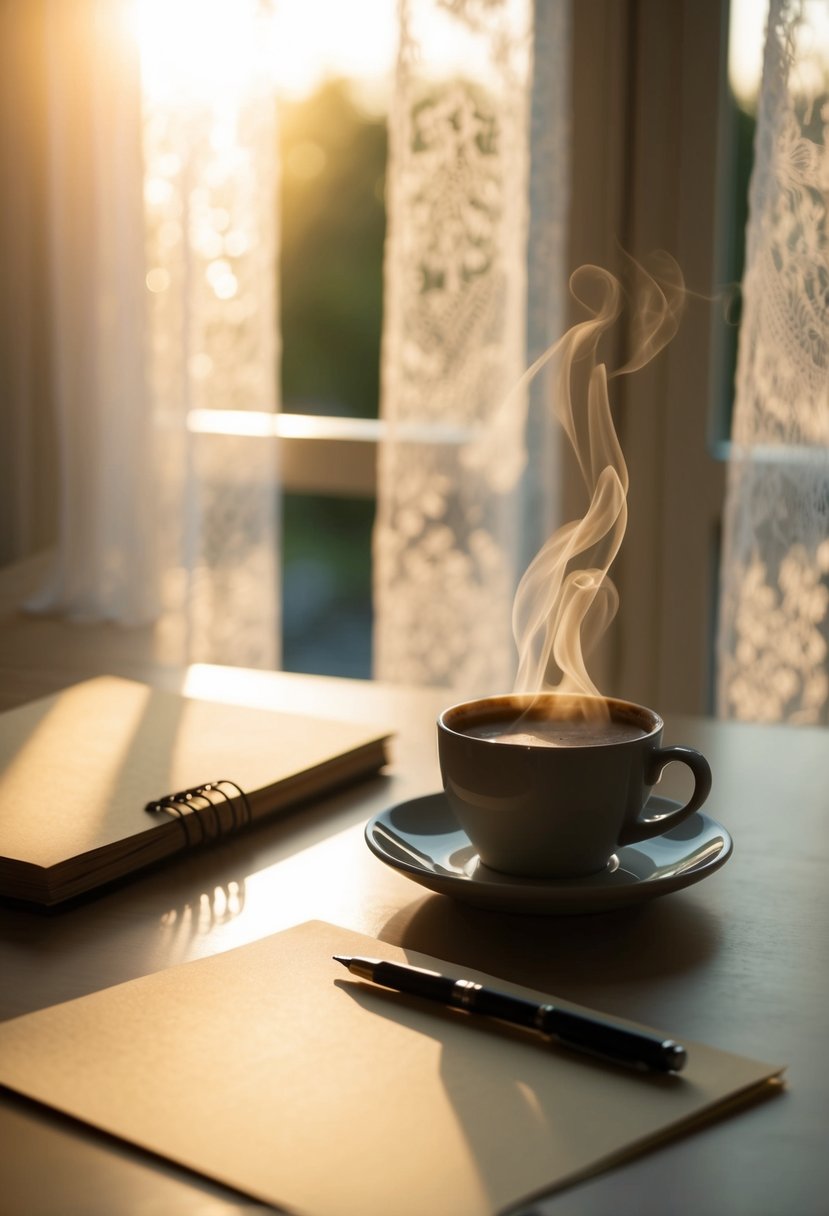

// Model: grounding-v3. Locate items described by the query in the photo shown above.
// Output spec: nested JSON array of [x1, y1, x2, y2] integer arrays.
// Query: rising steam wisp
[[512, 255, 685, 704]]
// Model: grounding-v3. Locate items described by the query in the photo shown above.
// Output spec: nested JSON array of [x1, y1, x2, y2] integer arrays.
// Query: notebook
[[0, 677, 390, 905], [0, 920, 783, 1216]]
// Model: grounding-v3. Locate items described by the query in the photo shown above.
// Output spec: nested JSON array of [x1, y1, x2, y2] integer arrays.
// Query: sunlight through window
[[131, 0, 395, 106]]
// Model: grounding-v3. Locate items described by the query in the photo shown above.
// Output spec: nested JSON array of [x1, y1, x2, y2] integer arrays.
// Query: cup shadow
[[377, 890, 722, 1011]]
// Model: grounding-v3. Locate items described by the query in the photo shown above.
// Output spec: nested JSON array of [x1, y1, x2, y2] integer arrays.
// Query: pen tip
[[332, 955, 351, 968]]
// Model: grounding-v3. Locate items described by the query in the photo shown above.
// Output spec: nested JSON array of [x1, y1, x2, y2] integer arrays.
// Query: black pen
[[333, 955, 686, 1074]]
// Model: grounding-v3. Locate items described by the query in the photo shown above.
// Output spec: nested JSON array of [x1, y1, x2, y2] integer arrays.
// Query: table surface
[[0, 566, 827, 1216]]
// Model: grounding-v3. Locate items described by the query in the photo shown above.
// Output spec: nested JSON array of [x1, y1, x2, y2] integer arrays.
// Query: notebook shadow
[[0, 774, 391, 1018]]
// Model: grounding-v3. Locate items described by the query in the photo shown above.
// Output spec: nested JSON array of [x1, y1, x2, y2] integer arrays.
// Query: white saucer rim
[[365, 791, 732, 908]]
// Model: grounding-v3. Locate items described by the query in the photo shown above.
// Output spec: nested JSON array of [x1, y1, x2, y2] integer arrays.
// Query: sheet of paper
[[0, 921, 783, 1216]]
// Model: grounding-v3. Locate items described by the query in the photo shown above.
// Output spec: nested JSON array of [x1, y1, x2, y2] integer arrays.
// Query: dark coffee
[[463, 715, 648, 748]]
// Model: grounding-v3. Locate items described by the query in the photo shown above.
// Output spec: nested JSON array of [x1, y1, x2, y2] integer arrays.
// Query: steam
[[512, 254, 685, 699]]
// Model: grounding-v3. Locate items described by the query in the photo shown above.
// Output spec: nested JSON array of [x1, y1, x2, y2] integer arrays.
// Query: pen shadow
[[377, 892, 722, 1011], [335, 977, 683, 1216]]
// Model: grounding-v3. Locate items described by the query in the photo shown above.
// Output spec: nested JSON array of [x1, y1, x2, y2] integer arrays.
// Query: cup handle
[[621, 746, 713, 845]]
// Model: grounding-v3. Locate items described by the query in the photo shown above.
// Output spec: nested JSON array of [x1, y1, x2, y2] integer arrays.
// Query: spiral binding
[[145, 780, 253, 847]]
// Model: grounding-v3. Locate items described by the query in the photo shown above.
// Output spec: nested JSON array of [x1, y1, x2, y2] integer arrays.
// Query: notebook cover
[[0, 678, 389, 902]]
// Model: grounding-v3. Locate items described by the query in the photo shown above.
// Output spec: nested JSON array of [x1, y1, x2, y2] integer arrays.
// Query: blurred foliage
[[278, 80, 385, 675], [281, 493, 375, 677], [279, 79, 387, 418]]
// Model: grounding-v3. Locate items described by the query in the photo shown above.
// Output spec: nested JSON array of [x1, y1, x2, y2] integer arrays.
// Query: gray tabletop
[[0, 665, 826, 1216]]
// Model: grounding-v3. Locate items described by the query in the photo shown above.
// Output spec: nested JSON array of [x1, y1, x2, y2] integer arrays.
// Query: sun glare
[[728, 0, 766, 110], [131, 0, 396, 106], [131, 0, 270, 102], [729, 0, 829, 111]]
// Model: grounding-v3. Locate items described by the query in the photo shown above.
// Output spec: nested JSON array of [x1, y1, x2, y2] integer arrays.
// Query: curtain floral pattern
[[374, 0, 570, 693], [718, 0, 829, 723]]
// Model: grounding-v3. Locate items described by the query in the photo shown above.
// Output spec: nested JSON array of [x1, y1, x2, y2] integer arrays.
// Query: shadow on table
[[378, 889, 722, 1003]]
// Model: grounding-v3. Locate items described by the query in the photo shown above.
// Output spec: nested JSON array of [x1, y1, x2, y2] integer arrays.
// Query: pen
[[333, 955, 687, 1074]]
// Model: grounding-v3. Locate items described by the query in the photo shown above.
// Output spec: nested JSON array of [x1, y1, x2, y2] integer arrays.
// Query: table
[[0, 591, 827, 1213]]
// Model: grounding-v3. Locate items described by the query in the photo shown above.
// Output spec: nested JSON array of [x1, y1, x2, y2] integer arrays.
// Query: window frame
[[565, 0, 731, 715]]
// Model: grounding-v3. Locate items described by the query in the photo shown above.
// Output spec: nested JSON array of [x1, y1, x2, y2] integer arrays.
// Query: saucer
[[365, 792, 732, 915]]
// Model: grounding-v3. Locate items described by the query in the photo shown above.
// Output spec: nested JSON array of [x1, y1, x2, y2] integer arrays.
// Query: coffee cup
[[437, 693, 712, 879]]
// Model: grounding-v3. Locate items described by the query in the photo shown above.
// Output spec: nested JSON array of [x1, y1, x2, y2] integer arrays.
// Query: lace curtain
[[718, 0, 829, 723], [374, 0, 570, 693], [23, 0, 280, 668]]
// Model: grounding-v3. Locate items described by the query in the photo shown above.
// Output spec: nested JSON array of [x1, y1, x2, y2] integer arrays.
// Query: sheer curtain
[[374, 0, 570, 694], [718, 0, 829, 724], [18, 0, 280, 669], [6, 0, 570, 683]]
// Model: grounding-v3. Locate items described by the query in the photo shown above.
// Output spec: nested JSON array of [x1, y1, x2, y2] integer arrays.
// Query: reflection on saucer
[[365, 793, 732, 915]]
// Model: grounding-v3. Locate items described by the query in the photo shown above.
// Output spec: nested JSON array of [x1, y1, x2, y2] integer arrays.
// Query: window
[[278, 77, 388, 676], [270, 0, 763, 707], [717, 0, 764, 442], [153, 0, 765, 707], [177, 0, 395, 677]]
